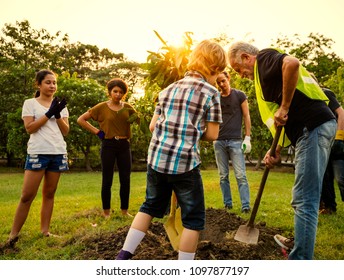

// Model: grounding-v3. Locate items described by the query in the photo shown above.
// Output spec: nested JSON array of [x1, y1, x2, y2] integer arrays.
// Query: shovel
[[234, 126, 282, 244], [164, 191, 184, 251]]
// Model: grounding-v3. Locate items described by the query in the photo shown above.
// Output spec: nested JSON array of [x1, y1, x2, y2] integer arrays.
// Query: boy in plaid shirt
[[116, 40, 227, 260]]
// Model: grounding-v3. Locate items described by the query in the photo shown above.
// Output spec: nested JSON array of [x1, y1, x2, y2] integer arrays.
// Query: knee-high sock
[[122, 228, 146, 254]]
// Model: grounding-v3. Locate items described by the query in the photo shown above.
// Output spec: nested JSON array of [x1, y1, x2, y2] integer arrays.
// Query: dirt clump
[[76, 208, 286, 260]]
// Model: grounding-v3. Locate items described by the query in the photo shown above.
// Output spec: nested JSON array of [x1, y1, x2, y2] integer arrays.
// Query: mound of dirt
[[76, 208, 286, 260]]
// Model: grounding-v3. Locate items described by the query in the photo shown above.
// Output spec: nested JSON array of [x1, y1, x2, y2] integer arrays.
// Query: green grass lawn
[[0, 166, 343, 260]]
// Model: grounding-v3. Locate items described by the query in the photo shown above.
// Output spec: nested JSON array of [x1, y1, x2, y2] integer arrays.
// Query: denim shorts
[[24, 154, 69, 172], [139, 165, 205, 231]]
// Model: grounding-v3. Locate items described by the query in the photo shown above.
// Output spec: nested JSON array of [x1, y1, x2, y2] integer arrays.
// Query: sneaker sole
[[273, 235, 290, 250]]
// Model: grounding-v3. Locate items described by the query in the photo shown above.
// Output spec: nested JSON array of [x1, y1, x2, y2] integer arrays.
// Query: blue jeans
[[139, 165, 205, 231], [213, 140, 250, 210], [289, 119, 336, 260]]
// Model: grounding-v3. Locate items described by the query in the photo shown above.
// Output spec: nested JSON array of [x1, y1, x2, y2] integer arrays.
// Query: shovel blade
[[174, 207, 184, 235], [164, 216, 181, 251], [164, 192, 183, 251], [234, 225, 259, 244]]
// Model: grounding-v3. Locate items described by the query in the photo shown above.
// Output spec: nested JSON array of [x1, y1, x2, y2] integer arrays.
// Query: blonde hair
[[187, 40, 227, 77]]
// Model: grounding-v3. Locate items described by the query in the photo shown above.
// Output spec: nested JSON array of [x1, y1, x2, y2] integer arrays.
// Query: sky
[[1, 0, 344, 62]]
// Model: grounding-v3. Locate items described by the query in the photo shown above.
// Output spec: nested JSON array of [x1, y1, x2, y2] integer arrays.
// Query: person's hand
[[274, 107, 288, 127], [242, 136, 251, 153], [45, 97, 60, 119], [54, 98, 67, 119], [96, 130, 105, 140], [263, 148, 281, 169]]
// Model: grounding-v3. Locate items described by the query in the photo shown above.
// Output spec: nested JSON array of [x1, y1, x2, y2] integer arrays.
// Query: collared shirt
[[148, 71, 222, 174]]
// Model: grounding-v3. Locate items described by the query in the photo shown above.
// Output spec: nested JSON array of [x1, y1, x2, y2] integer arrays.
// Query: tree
[[273, 33, 344, 84], [144, 30, 194, 91], [0, 20, 144, 166], [0, 20, 61, 163], [57, 72, 107, 171], [324, 65, 344, 102], [6, 107, 29, 164]]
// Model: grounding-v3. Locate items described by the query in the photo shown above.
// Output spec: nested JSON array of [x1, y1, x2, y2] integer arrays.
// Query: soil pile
[[77, 208, 286, 260]]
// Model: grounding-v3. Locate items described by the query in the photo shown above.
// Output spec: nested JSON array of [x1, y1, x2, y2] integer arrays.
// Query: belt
[[113, 136, 128, 140]]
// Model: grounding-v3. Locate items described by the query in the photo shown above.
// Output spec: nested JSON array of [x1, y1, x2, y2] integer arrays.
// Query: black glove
[[54, 98, 67, 119], [45, 97, 60, 119], [331, 140, 344, 160], [97, 130, 105, 140]]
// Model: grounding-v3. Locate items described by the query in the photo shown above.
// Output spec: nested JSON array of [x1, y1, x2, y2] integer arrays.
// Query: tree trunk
[[255, 155, 263, 170], [84, 153, 93, 171]]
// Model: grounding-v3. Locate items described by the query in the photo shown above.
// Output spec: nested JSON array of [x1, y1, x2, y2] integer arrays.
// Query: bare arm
[[149, 113, 159, 133], [274, 56, 300, 126], [241, 99, 251, 137], [56, 117, 69, 136], [23, 115, 49, 134], [23, 115, 69, 136], [335, 106, 344, 131], [201, 122, 219, 141], [77, 111, 100, 135]]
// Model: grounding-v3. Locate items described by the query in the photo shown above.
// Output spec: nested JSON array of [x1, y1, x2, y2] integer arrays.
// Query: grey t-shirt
[[217, 88, 247, 140]]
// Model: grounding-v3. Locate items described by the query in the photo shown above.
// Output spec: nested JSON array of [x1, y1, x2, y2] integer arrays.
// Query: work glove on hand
[[54, 98, 67, 119], [242, 136, 251, 154], [96, 130, 105, 140], [45, 97, 60, 119]]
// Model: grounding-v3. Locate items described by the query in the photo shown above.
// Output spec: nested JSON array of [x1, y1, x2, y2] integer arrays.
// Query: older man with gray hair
[[228, 41, 336, 260]]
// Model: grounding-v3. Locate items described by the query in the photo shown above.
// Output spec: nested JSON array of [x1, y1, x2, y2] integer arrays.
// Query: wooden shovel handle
[[247, 126, 282, 227]]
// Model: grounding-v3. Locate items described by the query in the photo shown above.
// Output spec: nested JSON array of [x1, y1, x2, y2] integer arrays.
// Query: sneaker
[[274, 234, 294, 250], [241, 208, 251, 213], [116, 249, 133, 260]]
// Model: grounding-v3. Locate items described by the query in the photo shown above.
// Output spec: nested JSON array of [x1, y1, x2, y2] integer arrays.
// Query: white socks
[[122, 228, 146, 254], [178, 251, 195, 260], [122, 228, 196, 260]]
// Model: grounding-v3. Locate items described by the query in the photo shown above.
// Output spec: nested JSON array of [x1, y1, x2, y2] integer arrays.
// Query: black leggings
[[100, 139, 132, 210]]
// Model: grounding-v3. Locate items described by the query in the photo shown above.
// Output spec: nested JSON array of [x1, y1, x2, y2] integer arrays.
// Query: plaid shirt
[[148, 71, 222, 174]]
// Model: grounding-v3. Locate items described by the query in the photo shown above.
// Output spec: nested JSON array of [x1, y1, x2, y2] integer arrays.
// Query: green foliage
[[273, 33, 344, 84], [0, 20, 139, 165], [324, 66, 344, 102], [144, 30, 194, 90], [57, 72, 107, 171], [129, 91, 156, 161], [0, 63, 33, 158], [6, 108, 28, 159], [1, 21, 344, 171]]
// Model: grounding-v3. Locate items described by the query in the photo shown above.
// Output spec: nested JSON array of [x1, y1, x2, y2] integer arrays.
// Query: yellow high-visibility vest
[[254, 50, 329, 147]]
